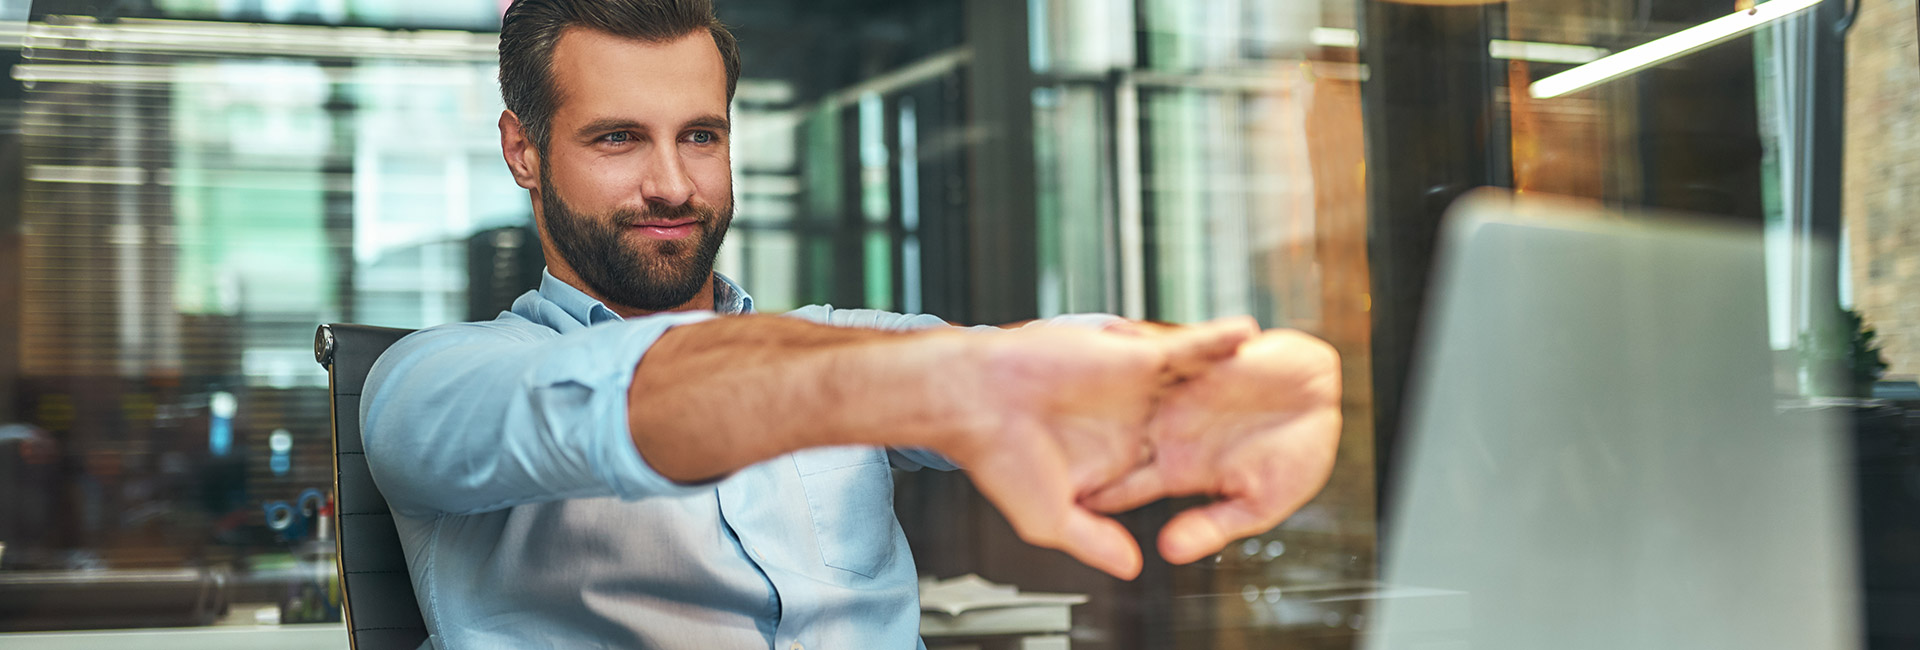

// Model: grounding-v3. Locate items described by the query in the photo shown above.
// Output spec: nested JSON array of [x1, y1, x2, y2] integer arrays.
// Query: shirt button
[[789, 642, 803, 650]]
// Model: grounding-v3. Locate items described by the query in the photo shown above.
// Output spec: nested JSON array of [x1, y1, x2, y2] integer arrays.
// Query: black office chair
[[316, 324, 427, 650]]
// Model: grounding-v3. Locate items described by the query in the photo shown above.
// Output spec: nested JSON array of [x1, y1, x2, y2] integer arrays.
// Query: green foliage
[[1800, 307, 1890, 397]]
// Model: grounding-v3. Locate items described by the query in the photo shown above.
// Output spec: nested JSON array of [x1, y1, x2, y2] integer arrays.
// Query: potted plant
[[1801, 307, 1891, 398]]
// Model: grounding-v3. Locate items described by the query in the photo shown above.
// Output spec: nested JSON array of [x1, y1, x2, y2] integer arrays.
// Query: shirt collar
[[537, 269, 755, 326], [712, 273, 755, 315]]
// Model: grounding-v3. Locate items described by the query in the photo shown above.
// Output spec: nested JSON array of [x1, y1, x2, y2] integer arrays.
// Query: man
[[361, 0, 1342, 648]]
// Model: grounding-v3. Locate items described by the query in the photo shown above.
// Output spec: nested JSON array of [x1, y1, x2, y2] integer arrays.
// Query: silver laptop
[[1365, 189, 1857, 650]]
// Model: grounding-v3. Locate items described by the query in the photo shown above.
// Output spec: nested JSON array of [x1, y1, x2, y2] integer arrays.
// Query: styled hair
[[498, 0, 740, 151]]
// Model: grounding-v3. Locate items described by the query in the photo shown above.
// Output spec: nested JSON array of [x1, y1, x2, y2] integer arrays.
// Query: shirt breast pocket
[[792, 446, 896, 578]]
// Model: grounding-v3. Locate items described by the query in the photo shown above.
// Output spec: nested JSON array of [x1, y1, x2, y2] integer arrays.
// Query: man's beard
[[538, 164, 732, 313]]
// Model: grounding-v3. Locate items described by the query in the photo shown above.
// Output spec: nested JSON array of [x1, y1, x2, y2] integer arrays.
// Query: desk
[[922, 633, 1070, 650], [2, 624, 1070, 650], [0, 623, 348, 650], [0, 604, 1083, 649]]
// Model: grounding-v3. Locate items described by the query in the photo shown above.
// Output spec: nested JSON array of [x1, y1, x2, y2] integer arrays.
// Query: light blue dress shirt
[[362, 271, 1113, 650]]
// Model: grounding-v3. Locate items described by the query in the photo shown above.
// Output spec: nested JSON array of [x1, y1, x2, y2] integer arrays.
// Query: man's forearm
[[627, 314, 969, 483], [628, 313, 1269, 580]]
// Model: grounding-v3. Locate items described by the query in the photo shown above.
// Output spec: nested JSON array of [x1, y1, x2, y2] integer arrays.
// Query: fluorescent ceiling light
[[1310, 27, 1359, 49], [1489, 40, 1607, 65], [12, 63, 491, 86], [22, 17, 495, 61], [1308, 27, 1605, 65], [1530, 0, 1824, 99], [27, 164, 144, 185]]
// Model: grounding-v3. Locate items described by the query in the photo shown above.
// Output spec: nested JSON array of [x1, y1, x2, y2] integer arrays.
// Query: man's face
[[534, 28, 733, 313]]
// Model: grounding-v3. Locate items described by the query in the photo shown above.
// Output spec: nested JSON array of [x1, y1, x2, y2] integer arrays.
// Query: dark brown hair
[[498, 0, 740, 151]]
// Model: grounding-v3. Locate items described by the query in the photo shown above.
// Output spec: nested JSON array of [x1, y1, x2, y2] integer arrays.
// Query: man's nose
[[639, 144, 696, 207]]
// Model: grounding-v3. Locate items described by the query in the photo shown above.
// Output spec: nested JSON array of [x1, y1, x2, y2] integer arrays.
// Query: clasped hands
[[940, 317, 1342, 580]]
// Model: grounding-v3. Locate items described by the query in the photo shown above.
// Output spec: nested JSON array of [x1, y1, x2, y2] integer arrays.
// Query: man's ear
[[499, 110, 541, 191]]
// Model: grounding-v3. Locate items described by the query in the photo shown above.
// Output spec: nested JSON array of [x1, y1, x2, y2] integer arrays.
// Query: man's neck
[[548, 263, 716, 319], [616, 274, 717, 319]]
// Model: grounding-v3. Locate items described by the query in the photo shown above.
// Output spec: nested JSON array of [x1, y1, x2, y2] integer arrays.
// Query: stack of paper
[[918, 574, 1088, 637]]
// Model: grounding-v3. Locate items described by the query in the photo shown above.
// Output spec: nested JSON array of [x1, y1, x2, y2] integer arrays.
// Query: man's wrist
[[795, 329, 990, 456]]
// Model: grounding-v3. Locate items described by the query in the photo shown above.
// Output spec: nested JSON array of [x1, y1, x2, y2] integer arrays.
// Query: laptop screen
[[1367, 190, 1857, 650]]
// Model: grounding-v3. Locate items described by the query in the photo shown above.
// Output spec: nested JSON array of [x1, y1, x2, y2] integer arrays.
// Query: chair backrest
[[315, 324, 425, 650]]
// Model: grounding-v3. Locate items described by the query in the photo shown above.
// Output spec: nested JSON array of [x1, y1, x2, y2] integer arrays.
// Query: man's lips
[[629, 220, 699, 240]]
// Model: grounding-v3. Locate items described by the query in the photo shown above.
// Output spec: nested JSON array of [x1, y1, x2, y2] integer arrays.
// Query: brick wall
[[1845, 0, 1920, 376]]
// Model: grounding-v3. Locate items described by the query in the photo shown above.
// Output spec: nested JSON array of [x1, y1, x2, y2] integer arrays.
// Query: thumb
[[1153, 317, 1258, 383], [1157, 497, 1281, 565], [969, 446, 1145, 581], [1079, 463, 1171, 514], [1058, 507, 1145, 580], [994, 487, 1144, 579]]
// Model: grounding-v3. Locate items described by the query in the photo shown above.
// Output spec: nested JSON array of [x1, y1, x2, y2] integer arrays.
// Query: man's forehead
[[548, 26, 728, 124]]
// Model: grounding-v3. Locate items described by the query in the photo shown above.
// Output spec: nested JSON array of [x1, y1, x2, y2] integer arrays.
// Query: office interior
[[0, 0, 1913, 647]]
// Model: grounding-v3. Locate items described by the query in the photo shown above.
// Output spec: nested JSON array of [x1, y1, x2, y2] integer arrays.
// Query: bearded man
[[361, 1, 1343, 648]]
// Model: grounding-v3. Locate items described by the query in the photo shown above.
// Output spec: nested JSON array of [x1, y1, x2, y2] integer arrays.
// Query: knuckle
[[1311, 340, 1342, 374], [1290, 337, 1337, 372], [1304, 373, 1343, 407], [1286, 337, 1343, 404], [1274, 330, 1339, 366]]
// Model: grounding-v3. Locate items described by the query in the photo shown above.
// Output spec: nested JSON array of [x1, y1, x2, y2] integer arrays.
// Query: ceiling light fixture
[[1530, 0, 1825, 99], [1308, 27, 1606, 65]]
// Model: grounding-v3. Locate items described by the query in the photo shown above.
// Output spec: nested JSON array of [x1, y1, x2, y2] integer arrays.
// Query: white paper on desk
[[918, 574, 1088, 617]]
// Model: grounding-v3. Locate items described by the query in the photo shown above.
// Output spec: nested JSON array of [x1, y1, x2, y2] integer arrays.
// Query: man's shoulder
[[785, 304, 949, 331], [391, 313, 555, 353], [365, 315, 554, 396]]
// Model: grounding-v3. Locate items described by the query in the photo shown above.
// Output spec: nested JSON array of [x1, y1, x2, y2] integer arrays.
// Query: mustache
[[612, 202, 709, 227]]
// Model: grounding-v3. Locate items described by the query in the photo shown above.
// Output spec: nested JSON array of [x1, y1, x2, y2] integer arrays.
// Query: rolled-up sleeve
[[360, 313, 716, 517]]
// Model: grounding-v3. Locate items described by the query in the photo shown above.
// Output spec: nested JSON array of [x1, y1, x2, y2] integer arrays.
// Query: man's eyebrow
[[571, 116, 730, 140], [574, 118, 642, 140], [686, 115, 731, 133]]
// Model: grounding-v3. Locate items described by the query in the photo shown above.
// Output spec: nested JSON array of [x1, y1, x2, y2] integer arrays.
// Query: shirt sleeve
[[783, 305, 1123, 473], [1020, 313, 1125, 330], [360, 313, 717, 518]]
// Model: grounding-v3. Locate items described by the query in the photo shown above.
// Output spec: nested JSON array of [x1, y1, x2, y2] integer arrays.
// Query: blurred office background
[[0, 0, 1914, 647]]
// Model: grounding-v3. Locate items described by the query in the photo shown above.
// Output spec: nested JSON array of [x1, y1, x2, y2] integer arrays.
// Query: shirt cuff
[[574, 312, 725, 500], [1024, 313, 1126, 330]]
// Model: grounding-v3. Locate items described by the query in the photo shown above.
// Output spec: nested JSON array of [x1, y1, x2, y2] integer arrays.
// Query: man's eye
[[687, 131, 714, 145], [604, 132, 632, 144]]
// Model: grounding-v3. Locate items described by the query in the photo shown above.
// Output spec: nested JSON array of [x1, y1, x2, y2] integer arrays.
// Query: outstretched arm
[[366, 310, 1252, 579], [627, 314, 1254, 578]]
